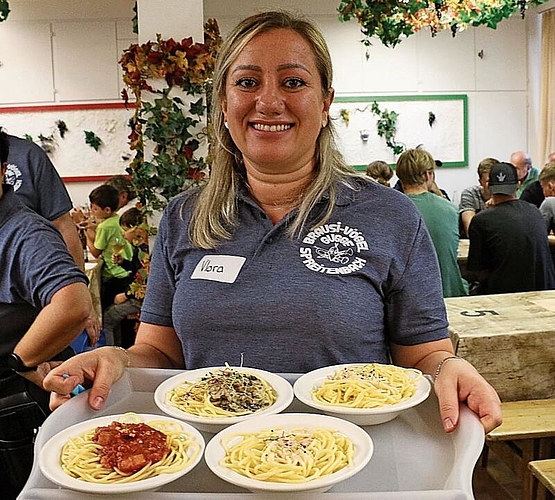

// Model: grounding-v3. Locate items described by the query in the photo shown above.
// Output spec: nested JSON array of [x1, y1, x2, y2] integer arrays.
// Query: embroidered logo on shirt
[[4, 164, 22, 192], [191, 255, 246, 283], [300, 222, 368, 275]]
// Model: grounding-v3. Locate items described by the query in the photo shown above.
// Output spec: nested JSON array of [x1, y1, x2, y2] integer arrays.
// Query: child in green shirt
[[85, 184, 133, 310]]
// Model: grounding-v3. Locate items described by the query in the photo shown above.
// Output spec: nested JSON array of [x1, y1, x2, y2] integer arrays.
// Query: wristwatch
[[8, 353, 38, 372]]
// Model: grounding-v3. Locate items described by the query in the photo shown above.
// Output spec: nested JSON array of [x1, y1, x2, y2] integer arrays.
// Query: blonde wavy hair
[[189, 10, 361, 249]]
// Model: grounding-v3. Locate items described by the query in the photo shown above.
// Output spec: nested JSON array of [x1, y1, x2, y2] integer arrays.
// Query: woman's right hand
[[43, 346, 129, 411]]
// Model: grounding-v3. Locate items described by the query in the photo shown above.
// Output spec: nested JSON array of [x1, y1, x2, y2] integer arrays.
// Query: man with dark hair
[[467, 162, 555, 294]]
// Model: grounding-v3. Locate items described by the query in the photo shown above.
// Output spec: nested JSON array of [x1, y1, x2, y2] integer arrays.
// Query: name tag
[[190, 255, 246, 283]]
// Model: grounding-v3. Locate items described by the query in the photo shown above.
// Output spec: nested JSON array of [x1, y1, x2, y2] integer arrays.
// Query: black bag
[[0, 372, 47, 495]]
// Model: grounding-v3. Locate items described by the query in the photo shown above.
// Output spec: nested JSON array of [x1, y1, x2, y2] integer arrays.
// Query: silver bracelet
[[433, 356, 461, 383]]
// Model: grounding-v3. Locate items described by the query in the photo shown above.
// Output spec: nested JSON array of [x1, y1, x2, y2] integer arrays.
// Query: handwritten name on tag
[[190, 255, 246, 283]]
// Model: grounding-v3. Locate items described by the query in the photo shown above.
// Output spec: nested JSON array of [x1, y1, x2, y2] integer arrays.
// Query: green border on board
[[333, 94, 469, 171]]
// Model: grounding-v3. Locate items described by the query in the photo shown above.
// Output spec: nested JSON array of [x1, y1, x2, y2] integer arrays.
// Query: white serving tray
[[18, 368, 483, 500]]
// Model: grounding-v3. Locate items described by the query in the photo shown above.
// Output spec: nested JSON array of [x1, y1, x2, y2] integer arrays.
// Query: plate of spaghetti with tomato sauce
[[39, 412, 204, 494]]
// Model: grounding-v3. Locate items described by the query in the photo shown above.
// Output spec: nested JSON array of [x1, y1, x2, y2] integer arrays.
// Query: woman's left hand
[[434, 357, 502, 434]]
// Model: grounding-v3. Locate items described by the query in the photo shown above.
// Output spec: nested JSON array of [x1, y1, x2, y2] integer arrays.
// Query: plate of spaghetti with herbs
[[154, 366, 294, 432], [294, 363, 431, 425], [39, 412, 204, 494]]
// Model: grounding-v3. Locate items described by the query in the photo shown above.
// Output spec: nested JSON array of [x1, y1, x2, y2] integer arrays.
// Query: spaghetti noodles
[[60, 413, 201, 484], [220, 427, 353, 483], [312, 364, 418, 408], [167, 366, 277, 417]]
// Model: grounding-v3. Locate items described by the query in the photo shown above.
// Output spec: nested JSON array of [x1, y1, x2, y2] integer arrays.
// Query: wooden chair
[[529, 459, 555, 500], [481, 399, 555, 500]]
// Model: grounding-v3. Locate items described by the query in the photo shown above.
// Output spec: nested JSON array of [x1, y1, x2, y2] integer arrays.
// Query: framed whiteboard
[[0, 103, 134, 182], [331, 94, 468, 170]]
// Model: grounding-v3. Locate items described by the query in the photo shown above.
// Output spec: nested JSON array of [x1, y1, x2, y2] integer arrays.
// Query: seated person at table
[[84, 184, 134, 311], [539, 160, 555, 266], [539, 161, 555, 234], [103, 208, 150, 347], [458, 157, 498, 238], [511, 150, 540, 198], [396, 148, 468, 298], [45, 10, 501, 436], [520, 153, 555, 207], [366, 160, 393, 187], [467, 162, 555, 294], [0, 128, 92, 495]]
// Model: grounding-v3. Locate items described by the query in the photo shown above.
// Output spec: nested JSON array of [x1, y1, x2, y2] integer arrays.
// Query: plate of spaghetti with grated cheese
[[204, 412, 373, 493], [38, 412, 204, 494], [294, 363, 431, 425]]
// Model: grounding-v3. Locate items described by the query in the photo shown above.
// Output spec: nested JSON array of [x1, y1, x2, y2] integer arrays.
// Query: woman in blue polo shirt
[[46, 11, 501, 435]]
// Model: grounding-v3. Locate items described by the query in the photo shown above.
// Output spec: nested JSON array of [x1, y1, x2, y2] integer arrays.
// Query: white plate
[[154, 367, 294, 433], [205, 412, 374, 493], [294, 363, 431, 425], [38, 413, 205, 495]]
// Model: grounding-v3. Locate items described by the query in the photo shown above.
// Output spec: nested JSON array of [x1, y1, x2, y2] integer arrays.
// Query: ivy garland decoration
[[84, 130, 102, 151], [371, 102, 404, 156], [120, 19, 221, 213], [56, 120, 68, 138], [0, 0, 10, 22], [337, 0, 551, 49]]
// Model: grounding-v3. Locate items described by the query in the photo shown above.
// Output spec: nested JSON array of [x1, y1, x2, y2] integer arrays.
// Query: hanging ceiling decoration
[[338, 0, 551, 48]]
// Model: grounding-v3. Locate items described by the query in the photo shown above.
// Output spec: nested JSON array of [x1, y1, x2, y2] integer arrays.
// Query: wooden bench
[[483, 399, 555, 500], [529, 458, 555, 500]]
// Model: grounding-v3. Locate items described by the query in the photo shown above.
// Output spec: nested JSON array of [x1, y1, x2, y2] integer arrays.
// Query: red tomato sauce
[[92, 422, 169, 474]]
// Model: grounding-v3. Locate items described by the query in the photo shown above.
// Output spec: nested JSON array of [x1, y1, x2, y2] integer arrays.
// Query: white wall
[[0, 0, 550, 205], [204, 0, 546, 202]]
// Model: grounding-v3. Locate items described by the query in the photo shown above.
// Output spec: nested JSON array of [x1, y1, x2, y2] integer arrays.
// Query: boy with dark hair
[[84, 184, 133, 310]]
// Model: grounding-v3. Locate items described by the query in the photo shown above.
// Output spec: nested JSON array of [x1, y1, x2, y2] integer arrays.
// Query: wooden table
[[529, 459, 555, 500], [445, 290, 555, 402], [457, 238, 470, 279], [457, 238, 469, 263]]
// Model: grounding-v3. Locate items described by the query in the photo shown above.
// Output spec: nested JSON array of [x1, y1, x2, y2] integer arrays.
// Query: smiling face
[[222, 28, 333, 175]]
